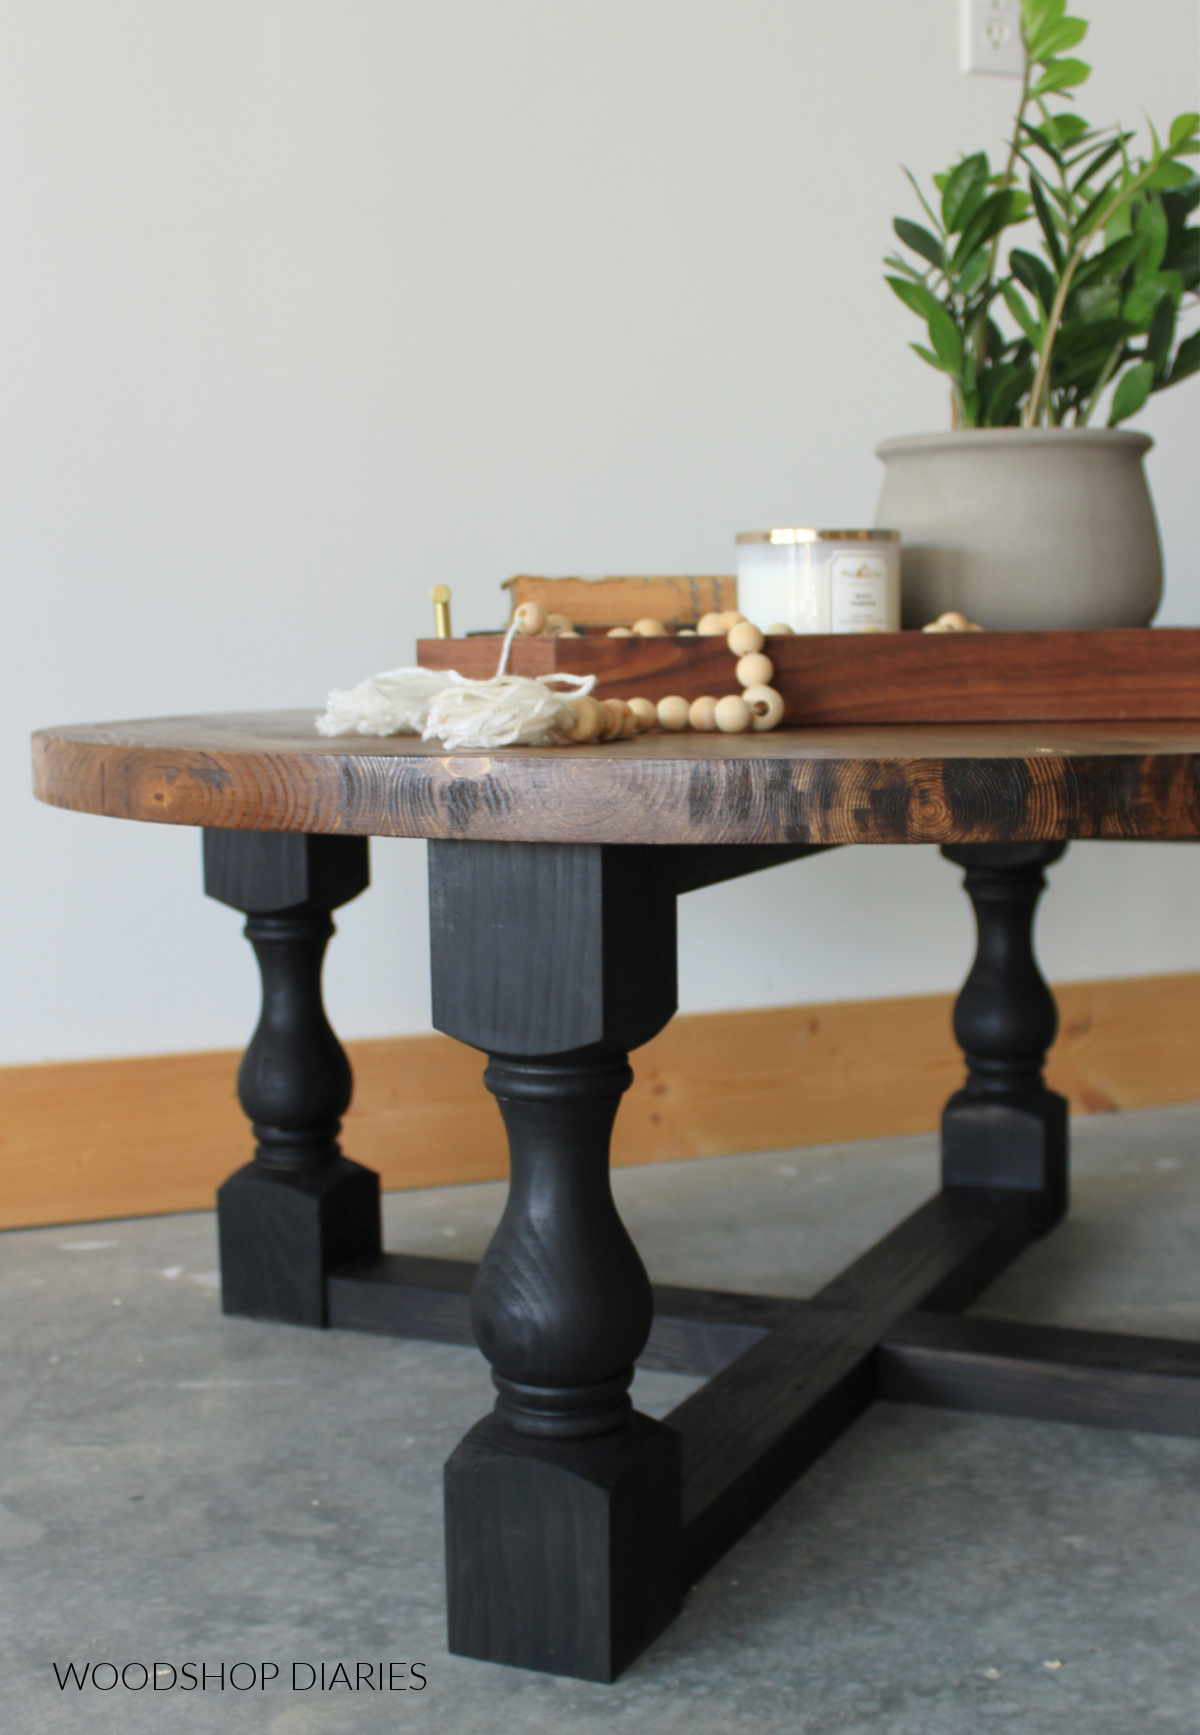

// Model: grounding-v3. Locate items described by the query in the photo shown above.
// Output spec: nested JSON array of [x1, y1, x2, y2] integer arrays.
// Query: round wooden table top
[[32, 711, 1200, 847]]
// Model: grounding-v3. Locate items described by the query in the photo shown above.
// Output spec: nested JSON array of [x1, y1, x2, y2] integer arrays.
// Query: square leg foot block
[[942, 1088, 1068, 1233], [217, 1157, 381, 1327], [445, 1411, 682, 1682]]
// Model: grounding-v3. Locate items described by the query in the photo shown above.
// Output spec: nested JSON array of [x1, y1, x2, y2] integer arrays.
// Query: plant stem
[[967, 53, 1033, 414], [1024, 156, 1162, 426], [994, 55, 1033, 246]]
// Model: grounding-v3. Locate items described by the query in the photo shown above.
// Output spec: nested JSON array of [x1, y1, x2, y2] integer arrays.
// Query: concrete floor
[[3, 1104, 1199, 1734]]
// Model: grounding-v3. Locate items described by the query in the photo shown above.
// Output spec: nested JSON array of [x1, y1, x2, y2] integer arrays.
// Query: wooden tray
[[418, 628, 1200, 725]]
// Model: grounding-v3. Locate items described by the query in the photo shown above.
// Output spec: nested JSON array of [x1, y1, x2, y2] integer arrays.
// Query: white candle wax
[[736, 530, 901, 634]]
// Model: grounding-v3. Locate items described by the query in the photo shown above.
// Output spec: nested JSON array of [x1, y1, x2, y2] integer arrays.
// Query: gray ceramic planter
[[874, 428, 1163, 630]]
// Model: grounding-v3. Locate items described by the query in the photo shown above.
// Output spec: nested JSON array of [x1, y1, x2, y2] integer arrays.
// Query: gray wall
[[4, 1, 1198, 1063]]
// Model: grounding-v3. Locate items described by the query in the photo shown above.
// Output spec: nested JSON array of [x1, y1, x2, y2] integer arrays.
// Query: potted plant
[[874, 0, 1198, 629]]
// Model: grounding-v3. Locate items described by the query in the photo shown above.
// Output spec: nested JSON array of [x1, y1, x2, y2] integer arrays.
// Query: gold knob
[[431, 585, 452, 639]]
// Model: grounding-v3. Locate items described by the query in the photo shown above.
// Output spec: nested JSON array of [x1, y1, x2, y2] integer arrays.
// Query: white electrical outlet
[[961, 0, 1025, 77]]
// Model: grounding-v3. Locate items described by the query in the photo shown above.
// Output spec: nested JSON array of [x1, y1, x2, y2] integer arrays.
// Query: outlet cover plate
[[961, 0, 1024, 77]]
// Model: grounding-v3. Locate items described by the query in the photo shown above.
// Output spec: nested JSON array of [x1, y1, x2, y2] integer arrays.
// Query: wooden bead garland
[[714, 694, 752, 732], [740, 683, 785, 730], [495, 611, 789, 744], [656, 695, 690, 731], [514, 601, 548, 635], [557, 614, 786, 741], [734, 650, 774, 689], [922, 610, 985, 633], [332, 603, 790, 749], [565, 695, 607, 741], [727, 621, 764, 656]]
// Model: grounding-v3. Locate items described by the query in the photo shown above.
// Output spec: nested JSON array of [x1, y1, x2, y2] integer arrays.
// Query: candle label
[[830, 553, 890, 632]]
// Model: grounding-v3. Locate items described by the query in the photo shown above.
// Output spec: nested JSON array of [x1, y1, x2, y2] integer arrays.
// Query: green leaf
[[1135, 198, 1169, 276], [1166, 328, 1200, 385], [1029, 174, 1065, 270], [1054, 331, 1131, 393], [1070, 234, 1140, 292], [1010, 247, 1057, 315], [1075, 284, 1121, 323], [1162, 218, 1199, 292], [1029, 16, 1088, 59], [1146, 159, 1195, 190], [981, 361, 1035, 427], [1145, 295, 1177, 379], [1031, 58, 1090, 97], [1070, 136, 1124, 195], [1043, 179, 1074, 218], [1108, 359, 1155, 424], [1122, 276, 1171, 326], [893, 217, 945, 268], [1057, 346, 1129, 394], [951, 188, 1029, 270], [983, 316, 1011, 360], [1053, 316, 1131, 359], [1002, 281, 1043, 345], [901, 165, 944, 233], [1070, 171, 1123, 246], [886, 275, 940, 321], [1159, 269, 1184, 305], [953, 246, 992, 298], [1022, 0, 1067, 40], [909, 341, 947, 374], [1169, 113, 1200, 151], [1161, 179, 1200, 224], [941, 153, 991, 233], [1104, 198, 1134, 244], [883, 252, 927, 282], [1047, 112, 1091, 147], [926, 302, 964, 374], [1019, 120, 1064, 165]]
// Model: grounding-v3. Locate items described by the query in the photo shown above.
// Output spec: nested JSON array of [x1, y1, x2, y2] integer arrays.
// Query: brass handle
[[432, 585, 452, 639]]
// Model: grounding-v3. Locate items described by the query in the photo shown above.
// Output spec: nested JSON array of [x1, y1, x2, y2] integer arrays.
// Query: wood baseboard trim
[[2, 972, 1196, 1231]]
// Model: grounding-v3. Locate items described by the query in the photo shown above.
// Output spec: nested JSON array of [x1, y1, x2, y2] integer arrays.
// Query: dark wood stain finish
[[323, 1254, 1200, 1442], [204, 830, 380, 1327], [417, 627, 1200, 724], [30, 711, 1200, 844], [326, 1254, 784, 1378], [880, 1313, 1200, 1438], [672, 1187, 1038, 1585], [939, 843, 1069, 1234]]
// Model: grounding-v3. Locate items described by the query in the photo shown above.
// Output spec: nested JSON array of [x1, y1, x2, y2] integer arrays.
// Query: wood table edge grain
[[31, 712, 1200, 845]]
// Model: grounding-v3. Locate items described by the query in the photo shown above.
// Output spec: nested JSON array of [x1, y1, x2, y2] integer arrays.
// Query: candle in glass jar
[[735, 529, 901, 633]]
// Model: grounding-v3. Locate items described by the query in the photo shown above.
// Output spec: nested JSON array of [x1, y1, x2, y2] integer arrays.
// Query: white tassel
[[315, 617, 597, 749], [315, 666, 453, 738], [423, 673, 592, 748]]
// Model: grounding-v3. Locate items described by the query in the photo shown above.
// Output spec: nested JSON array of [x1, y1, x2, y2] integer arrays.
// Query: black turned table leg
[[204, 831, 381, 1327], [941, 842, 1068, 1234], [430, 840, 682, 1682]]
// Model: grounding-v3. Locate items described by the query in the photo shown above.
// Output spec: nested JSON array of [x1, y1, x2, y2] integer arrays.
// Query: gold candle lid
[[736, 529, 900, 544]]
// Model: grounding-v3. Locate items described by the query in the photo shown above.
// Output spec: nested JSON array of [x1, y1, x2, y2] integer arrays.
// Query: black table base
[[203, 828, 1200, 1683]]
